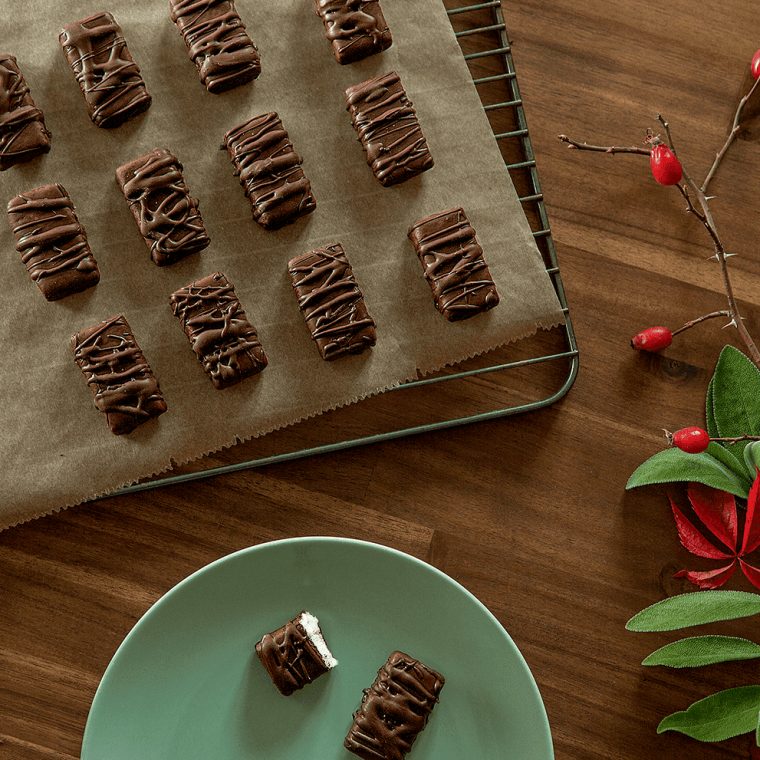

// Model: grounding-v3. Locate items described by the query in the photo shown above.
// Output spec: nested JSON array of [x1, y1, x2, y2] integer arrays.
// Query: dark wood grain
[[3, 1, 760, 758]]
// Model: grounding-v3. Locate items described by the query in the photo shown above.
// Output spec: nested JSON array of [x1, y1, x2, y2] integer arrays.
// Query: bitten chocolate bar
[[345, 71, 433, 187], [315, 0, 392, 64], [344, 651, 445, 760], [170, 272, 268, 389], [59, 12, 152, 128], [256, 611, 338, 696], [116, 148, 210, 266], [7, 184, 100, 301], [288, 243, 376, 361], [169, 0, 261, 93], [0, 54, 51, 170], [408, 207, 500, 321], [223, 112, 316, 230], [72, 315, 167, 435]]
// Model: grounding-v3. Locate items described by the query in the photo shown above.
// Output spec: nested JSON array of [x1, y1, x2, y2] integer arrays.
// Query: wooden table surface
[[4, 1, 760, 758]]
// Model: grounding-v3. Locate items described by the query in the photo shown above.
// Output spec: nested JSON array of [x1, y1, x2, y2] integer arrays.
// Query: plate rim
[[81, 535, 554, 758]]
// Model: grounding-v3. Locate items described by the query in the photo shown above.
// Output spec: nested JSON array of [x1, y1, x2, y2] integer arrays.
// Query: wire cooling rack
[[110, 0, 579, 498]]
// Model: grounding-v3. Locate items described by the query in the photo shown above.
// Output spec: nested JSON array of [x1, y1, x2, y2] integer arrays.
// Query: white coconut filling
[[299, 611, 338, 669]]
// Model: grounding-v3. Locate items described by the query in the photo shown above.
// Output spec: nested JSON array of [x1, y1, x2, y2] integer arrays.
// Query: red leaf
[[742, 471, 760, 555], [740, 559, 760, 590], [670, 497, 734, 560], [687, 482, 738, 551], [674, 562, 737, 589]]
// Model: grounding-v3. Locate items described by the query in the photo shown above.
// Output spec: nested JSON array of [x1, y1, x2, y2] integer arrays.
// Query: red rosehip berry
[[752, 49, 760, 80], [650, 144, 683, 186], [672, 427, 710, 454], [631, 326, 673, 352]]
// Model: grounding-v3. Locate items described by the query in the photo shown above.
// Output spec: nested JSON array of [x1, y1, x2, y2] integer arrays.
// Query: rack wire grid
[[111, 0, 579, 498]]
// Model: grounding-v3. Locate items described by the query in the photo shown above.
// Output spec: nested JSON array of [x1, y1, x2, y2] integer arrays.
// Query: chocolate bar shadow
[[233, 649, 338, 754]]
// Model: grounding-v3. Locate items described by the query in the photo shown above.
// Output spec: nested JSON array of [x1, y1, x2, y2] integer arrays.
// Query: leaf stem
[[672, 310, 732, 336], [557, 134, 651, 155], [712, 434, 760, 444], [702, 76, 760, 194]]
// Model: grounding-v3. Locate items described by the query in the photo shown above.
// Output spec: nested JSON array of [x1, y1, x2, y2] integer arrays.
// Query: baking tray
[[109, 0, 579, 497]]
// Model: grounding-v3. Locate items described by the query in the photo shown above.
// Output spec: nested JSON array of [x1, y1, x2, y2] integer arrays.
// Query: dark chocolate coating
[[345, 71, 433, 187], [345, 651, 445, 760], [223, 112, 316, 230], [255, 612, 331, 696], [7, 184, 100, 301], [288, 243, 376, 361], [59, 12, 152, 128], [169, 0, 261, 93], [315, 0, 392, 65], [116, 148, 210, 266], [408, 208, 500, 321], [170, 272, 268, 389], [0, 54, 51, 170], [72, 315, 167, 435]]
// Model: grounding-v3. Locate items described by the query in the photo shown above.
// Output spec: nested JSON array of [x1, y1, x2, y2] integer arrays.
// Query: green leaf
[[627, 591, 760, 632], [707, 442, 753, 491], [706, 375, 719, 438], [756, 709, 760, 747], [626, 447, 749, 498], [712, 345, 760, 459], [658, 686, 760, 742], [643, 636, 760, 667]]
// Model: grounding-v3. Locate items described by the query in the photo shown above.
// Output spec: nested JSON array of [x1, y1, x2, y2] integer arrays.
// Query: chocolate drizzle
[[223, 112, 316, 230], [315, 0, 392, 65], [72, 315, 167, 435], [345, 651, 445, 760], [59, 12, 152, 128], [255, 613, 330, 696], [408, 207, 500, 321], [169, 0, 260, 93], [7, 184, 100, 301], [0, 54, 51, 170], [170, 272, 267, 389], [288, 243, 376, 361], [345, 71, 433, 187], [116, 148, 210, 267]]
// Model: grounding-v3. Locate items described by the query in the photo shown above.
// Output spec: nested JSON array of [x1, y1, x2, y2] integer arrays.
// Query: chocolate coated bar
[[0, 54, 51, 170], [169, 0, 261, 93], [116, 148, 210, 266], [223, 112, 316, 229], [345, 651, 445, 760], [315, 0, 392, 64], [72, 315, 167, 435], [59, 12, 152, 128], [408, 207, 500, 321], [345, 71, 433, 187], [170, 272, 268, 389], [288, 243, 376, 360], [256, 611, 337, 696], [7, 184, 99, 301]]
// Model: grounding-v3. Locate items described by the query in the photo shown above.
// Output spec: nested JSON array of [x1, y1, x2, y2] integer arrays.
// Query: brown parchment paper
[[0, 0, 564, 529]]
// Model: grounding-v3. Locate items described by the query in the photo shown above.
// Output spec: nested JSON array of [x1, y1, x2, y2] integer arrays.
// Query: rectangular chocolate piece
[[116, 148, 210, 266], [72, 315, 167, 435], [345, 651, 445, 760], [345, 71, 433, 187], [223, 112, 316, 230], [315, 0, 392, 65], [408, 207, 500, 321], [256, 611, 337, 696], [59, 12, 152, 128], [170, 272, 268, 389], [288, 243, 376, 361], [7, 184, 100, 301], [0, 54, 51, 170], [169, 0, 261, 93]]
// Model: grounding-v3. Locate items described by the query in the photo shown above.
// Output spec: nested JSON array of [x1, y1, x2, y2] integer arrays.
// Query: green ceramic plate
[[81, 537, 553, 759]]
